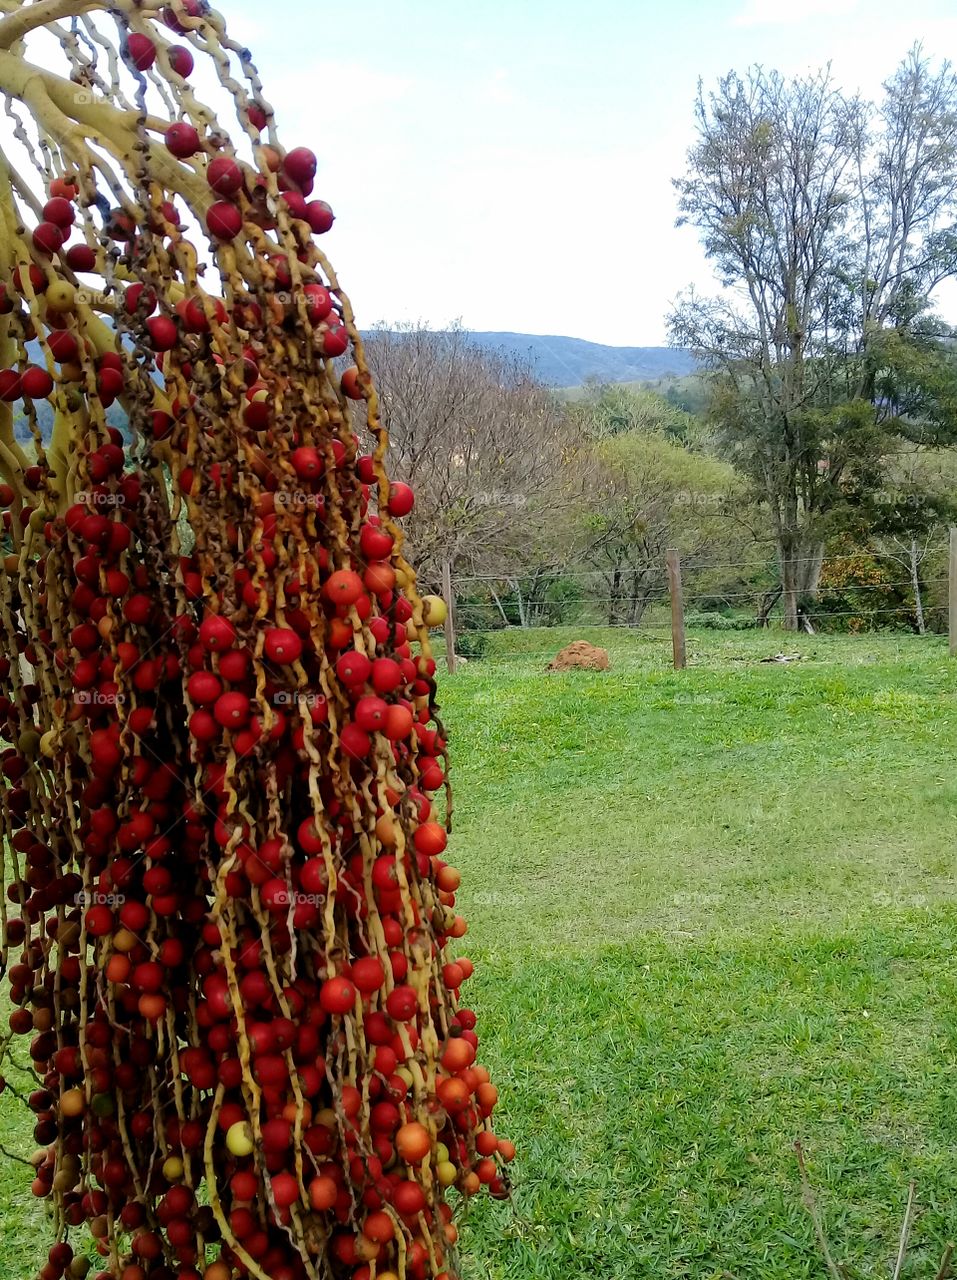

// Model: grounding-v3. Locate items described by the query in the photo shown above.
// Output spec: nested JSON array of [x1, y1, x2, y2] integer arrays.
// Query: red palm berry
[[165, 122, 201, 158]]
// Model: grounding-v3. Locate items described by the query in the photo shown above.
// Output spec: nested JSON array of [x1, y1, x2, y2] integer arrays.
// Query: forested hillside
[[385, 330, 698, 388]]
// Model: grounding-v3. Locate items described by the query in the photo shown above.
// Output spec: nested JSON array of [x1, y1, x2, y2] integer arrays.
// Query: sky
[[214, 0, 957, 347], [43, 0, 957, 347]]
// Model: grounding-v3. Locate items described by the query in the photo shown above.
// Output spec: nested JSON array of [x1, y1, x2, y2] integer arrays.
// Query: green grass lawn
[[440, 627, 957, 1279], [3, 626, 956, 1278]]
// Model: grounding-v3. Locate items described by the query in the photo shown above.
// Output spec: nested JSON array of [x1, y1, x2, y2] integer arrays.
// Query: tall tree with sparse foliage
[[670, 51, 957, 629]]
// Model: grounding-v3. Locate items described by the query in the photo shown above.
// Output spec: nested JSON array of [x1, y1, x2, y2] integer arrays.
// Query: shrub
[[457, 631, 490, 660], [686, 610, 756, 630]]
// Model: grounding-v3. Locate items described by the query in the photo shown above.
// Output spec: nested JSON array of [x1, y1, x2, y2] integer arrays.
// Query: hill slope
[[460, 331, 697, 387], [10, 332, 699, 441]]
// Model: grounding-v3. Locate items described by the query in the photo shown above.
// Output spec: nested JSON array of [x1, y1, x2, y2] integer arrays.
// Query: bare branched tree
[[361, 323, 576, 589]]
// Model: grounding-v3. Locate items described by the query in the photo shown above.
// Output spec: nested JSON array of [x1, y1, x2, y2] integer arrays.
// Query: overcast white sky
[[52, 0, 957, 346]]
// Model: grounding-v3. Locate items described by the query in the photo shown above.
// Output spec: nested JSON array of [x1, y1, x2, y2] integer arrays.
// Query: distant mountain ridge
[[458, 331, 698, 388], [11, 330, 698, 441]]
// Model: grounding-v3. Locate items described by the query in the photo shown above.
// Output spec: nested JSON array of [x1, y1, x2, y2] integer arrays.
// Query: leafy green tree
[[572, 382, 700, 444], [573, 430, 742, 626]]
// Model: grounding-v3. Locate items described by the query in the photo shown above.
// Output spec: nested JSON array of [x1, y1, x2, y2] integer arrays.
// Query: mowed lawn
[[441, 627, 957, 1279], [2, 627, 957, 1278]]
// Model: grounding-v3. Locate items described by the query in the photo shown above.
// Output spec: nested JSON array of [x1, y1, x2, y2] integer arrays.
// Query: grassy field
[[2, 625, 956, 1278], [441, 627, 957, 1279]]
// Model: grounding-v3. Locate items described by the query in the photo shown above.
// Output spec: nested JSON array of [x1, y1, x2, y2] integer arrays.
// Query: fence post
[[442, 560, 457, 674], [950, 528, 957, 657], [666, 548, 686, 670]]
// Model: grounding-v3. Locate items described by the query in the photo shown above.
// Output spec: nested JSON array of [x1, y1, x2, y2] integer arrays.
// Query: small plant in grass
[[796, 1143, 954, 1280]]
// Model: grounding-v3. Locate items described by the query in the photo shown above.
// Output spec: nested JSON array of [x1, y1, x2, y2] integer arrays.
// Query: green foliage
[[671, 52, 957, 626], [455, 630, 489, 660], [658, 373, 712, 416], [457, 577, 586, 631], [579, 429, 744, 576], [684, 609, 756, 630], [456, 589, 504, 631], [868, 321, 957, 443], [525, 576, 585, 625], [573, 382, 700, 443], [815, 541, 919, 632]]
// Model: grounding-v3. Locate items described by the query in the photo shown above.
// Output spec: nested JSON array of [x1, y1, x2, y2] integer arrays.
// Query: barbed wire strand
[[451, 545, 949, 585], [454, 579, 949, 612]]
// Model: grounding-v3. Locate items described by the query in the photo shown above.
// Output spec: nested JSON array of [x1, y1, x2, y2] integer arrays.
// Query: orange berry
[[363, 1211, 395, 1244], [308, 1175, 337, 1211], [476, 1131, 498, 1156], [436, 865, 461, 892], [437, 1077, 470, 1114], [476, 1082, 499, 1113], [440, 1038, 474, 1073], [395, 1122, 431, 1163]]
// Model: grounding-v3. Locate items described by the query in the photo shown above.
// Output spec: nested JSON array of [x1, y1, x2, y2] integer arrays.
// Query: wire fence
[[435, 543, 953, 672], [453, 579, 948, 609], [451, 544, 950, 586]]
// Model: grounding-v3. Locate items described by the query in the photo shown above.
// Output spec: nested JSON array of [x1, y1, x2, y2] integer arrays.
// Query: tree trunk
[[509, 579, 527, 628], [489, 585, 510, 629], [627, 573, 654, 627], [756, 586, 782, 627], [910, 539, 926, 635], [607, 567, 622, 626], [631, 593, 653, 627], [799, 544, 825, 596], [778, 538, 824, 630], [780, 543, 800, 631]]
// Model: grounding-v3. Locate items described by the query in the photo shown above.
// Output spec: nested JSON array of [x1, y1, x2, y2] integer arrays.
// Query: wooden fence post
[[442, 560, 457, 674], [949, 528, 957, 657], [666, 548, 686, 670]]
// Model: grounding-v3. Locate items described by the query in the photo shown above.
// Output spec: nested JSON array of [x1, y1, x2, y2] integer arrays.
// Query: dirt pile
[[547, 641, 610, 672]]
